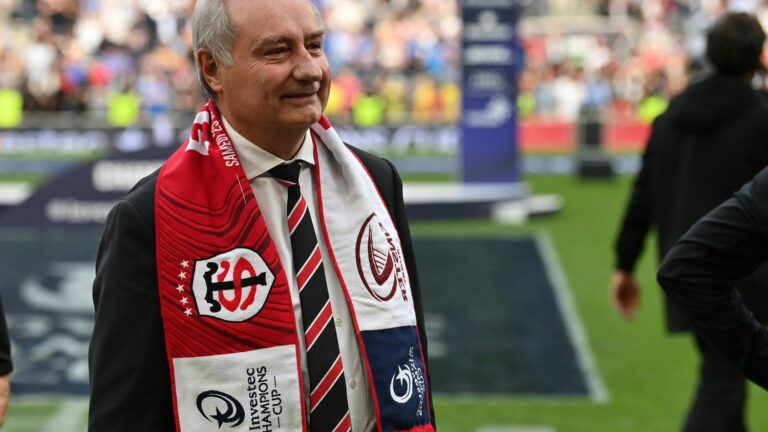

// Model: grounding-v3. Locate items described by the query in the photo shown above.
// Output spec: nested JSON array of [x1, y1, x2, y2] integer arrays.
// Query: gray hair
[[192, 0, 236, 98], [191, 0, 324, 98]]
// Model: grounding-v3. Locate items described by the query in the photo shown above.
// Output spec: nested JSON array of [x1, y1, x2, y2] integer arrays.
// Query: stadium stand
[[4, 0, 765, 130], [0, 0, 461, 127]]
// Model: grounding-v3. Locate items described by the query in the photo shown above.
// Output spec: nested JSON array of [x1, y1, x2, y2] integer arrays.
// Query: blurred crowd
[[0, 0, 461, 127], [320, 0, 461, 125], [519, 0, 768, 124], [4, 0, 768, 128], [0, 0, 200, 119]]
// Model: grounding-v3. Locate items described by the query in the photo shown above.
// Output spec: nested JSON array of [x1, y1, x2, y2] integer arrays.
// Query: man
[[88, 0, 436, 431], [611, 12, 768, 431], [658, 166, 768, 390]]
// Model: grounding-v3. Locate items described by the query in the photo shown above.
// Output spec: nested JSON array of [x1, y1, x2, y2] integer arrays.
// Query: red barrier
[[604, 121, 651, 152], [519, 119, 651, 153], [518, 120, 575, 152]]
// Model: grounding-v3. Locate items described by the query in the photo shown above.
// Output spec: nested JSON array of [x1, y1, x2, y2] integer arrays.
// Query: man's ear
[[198, 48, 223, 94]]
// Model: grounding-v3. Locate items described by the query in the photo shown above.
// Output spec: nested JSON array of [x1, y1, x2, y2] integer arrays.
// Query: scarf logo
[[191, 248, 275, 322], [355, 213, 408, 302], [196, 390, 245, 428], [388, 347, 426, 415], [389, 365, 413, 403]]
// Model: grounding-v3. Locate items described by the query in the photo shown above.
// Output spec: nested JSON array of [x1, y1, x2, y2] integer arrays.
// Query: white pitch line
[[44, 398, 88, 431], [477, 426, 556, 432], [535, 231, 609, 403], [4, 418, 46, 431]]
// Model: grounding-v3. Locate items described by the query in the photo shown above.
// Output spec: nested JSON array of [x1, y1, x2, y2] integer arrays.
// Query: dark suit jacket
[[659, 166, 768, 389], [89, 146, 434, 431], [614, 74, 768, 332]]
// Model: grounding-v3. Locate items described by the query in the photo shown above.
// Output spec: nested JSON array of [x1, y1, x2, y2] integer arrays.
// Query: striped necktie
[[269, 161, 351, 431]]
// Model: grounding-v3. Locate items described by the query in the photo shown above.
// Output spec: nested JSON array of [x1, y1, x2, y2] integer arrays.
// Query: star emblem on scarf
[[176, 260, 195, 318]]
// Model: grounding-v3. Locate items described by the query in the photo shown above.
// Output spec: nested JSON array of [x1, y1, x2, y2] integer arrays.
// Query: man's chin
[[281, 109, 323, 128]]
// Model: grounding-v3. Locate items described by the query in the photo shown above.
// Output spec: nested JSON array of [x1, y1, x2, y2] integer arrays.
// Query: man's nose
[[292, 49, 323, 82]]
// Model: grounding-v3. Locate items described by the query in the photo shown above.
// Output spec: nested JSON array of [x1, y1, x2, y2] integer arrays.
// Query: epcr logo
[[191, 248, 275, 322], [389, 365, 414, 404], [389, 347, 427, 413], [196, 390, 245, 428]]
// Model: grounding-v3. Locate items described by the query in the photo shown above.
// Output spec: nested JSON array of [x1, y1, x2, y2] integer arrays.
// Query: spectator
[[551, 64, 587, 121]]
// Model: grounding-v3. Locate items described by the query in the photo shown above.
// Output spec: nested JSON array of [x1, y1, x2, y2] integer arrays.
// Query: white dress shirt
[[222, 118, 375, 431]]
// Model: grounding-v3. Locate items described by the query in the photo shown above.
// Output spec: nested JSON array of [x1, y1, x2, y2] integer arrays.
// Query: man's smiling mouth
[[283, 91, 317, 99]]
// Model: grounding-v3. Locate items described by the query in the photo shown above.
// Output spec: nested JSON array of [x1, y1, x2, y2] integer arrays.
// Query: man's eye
[[267, 48, 287, 55]]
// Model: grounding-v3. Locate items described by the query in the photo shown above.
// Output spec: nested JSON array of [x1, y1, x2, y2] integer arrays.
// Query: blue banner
[[461, 0, 524, 183]]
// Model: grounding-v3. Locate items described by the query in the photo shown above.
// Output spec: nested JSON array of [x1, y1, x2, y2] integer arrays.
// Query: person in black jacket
[[658, 166, 768, 391], [612, 12, 768, 431]]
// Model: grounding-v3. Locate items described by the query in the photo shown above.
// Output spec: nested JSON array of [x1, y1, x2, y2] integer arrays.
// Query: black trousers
[[683, 335, 747, 432]]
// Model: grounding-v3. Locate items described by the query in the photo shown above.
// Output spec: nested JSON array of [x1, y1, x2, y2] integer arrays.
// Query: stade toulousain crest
[[190, 248, 275, 322], [355, 213, 408, 303]]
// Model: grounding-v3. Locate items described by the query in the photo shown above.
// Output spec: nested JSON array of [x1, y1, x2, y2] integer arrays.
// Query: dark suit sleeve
[[614, 119, 659, 272], [89, 199, 174, 431], [382, 158, 436, 426], [0, 294, 12, 376], [658, 167, 768, 389]]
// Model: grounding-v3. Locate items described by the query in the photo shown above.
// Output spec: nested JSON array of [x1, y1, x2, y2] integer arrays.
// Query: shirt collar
[[222, 116, 315, 180]]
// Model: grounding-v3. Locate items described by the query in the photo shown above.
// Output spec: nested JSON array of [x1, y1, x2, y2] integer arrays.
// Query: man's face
[[215, 0, 330, 141]]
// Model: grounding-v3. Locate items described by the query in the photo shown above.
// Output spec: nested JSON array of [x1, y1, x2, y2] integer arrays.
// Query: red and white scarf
[[155, 100, 434, 432]]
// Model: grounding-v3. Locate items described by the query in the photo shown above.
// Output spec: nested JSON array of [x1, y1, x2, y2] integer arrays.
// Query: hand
[[611, 270, 640, 320], [0, 375, 11, 428], [0, 374, 9, 428]]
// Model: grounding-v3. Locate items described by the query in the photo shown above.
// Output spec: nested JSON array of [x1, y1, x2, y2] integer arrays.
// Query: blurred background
[[1, 0, 768, 431]]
